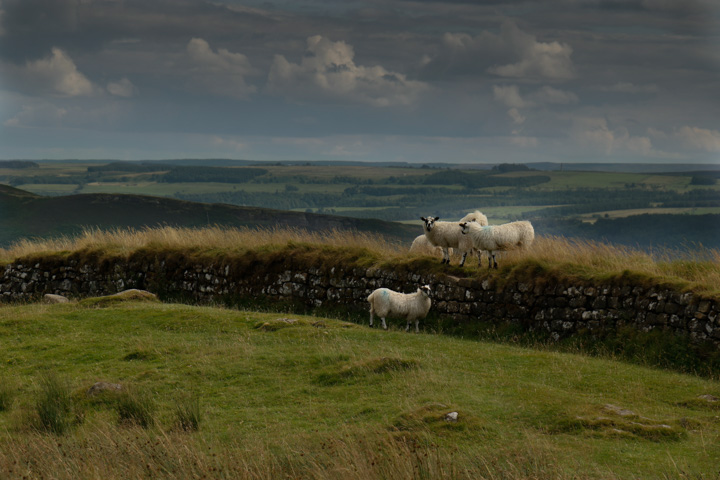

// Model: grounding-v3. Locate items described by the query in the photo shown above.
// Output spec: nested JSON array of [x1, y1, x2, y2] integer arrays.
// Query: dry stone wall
[[2, 254, 718, 348]]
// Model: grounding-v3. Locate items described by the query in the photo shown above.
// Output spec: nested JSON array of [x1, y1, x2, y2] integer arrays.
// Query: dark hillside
[[0, 188, 420, 247]]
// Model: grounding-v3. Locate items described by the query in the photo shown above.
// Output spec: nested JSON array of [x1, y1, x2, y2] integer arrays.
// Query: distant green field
[[580, 207, 720, 222], [3, 161, 719, 249], [0, 301, 718, 478]]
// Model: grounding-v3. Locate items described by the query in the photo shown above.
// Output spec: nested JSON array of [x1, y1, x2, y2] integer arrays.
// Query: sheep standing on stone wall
[[409, 235, 442, 257], [411, 211, 487, 258], [367, 284, 432, 332], [420, 212, 486, 265], [460, 220, 534, 269]]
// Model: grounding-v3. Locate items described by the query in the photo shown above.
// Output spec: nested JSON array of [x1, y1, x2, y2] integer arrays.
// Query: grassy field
[[0, 299, 719, 479]]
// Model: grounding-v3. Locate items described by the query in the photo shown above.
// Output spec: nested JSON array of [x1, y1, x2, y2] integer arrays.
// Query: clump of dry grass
[[471, 235, 720, 295], [0, 424, 589, 480], [0, 225, 406, 263]]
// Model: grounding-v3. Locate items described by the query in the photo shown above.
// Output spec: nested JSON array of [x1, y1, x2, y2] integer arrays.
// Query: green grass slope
[[0, 301, 718, 479], [0, 188, 420, 247]]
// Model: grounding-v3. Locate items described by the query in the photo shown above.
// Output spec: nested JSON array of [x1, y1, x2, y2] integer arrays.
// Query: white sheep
[[411, 211, 488, 259], [367, 284, 432, 332], [409, 234, 443, 257], [459, 220, 535, 269], [420, 217, 471, 265], [459, 210, 489, 226], [420, 213, 487, 265]]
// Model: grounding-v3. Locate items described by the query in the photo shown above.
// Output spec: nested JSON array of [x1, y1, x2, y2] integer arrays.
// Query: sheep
[[419, 217, 471, 265], [459, 220, 535, 269], [411, 211, 488, 259], [459, 210, 489, 226], [367, 284, 431, 332], [409, 234, 443, 257]]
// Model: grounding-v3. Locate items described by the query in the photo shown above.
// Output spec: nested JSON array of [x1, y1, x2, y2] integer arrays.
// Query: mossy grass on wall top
[[4, 226, 719, 297]]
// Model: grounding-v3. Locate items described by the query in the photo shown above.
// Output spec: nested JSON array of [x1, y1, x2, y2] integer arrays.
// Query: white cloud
[[107, 77, 136, 97], [507, 108, 526, 125], [267, 35, 428, 107], [648, 125, 720, 153], [493, 84, 577, 130], [676, 126, 720, 152], [185, 38, 256, 99], [488, 22, 575, 80], [572, 117, 653, 156], [493, 85, 526, 108], [20, 47, 95, 96]]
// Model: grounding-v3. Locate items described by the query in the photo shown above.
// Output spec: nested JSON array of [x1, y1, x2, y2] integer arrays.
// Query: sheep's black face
[[459, 222, 469, 235], [419, 284, 431, 297], [421, 216, 439, 232]]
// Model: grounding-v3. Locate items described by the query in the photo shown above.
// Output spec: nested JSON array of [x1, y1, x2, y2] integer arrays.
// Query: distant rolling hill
[[0, 185, 421, 247]]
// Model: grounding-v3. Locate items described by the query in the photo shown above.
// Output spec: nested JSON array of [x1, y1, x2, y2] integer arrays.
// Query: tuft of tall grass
[[0, 380, 14, 412], [116, 388, 156, 428], [174, 394, 201, 432], [33, 373, 75, 435]]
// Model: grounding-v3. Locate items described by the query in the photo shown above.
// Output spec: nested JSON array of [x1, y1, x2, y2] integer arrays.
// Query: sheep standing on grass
[[459, 220, 535, 269], [367, 285, 432, 332]]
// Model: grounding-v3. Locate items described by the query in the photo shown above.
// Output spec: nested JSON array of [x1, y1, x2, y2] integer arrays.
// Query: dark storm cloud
[[0, 0, 717, 162]]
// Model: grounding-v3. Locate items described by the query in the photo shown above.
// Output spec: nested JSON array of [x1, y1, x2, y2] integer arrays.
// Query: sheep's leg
[[405, 321, 410, 332], [459, 251, 467, 267], [414, 319, 419, 333], [381, 317, 387, 330], [369, 309, 374, 328], [491, 252, 498, 269], [441, 248, 450, 264]]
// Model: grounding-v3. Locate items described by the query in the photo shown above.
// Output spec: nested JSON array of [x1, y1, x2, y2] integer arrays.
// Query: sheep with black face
[[411, 210, 488, 259]]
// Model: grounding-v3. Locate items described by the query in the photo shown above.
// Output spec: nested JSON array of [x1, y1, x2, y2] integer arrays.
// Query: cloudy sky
[[0, 0, 718, 164]]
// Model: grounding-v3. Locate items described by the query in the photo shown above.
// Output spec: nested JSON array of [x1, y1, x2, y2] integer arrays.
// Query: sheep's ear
[[434, 216, 440, 221], [420, 216, 427, 222]]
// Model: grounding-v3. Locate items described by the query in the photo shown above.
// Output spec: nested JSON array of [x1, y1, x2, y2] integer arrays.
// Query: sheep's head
[[459, 222, 469, 235], [420, 216, 439, 231], [419, 284, 431, 297]]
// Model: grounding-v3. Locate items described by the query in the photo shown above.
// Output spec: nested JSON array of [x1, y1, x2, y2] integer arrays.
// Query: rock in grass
[[79, 289, 159, 307], [445, 411, 459, 422], [43, 294, 71, 304], [87, 382, 123, 396]]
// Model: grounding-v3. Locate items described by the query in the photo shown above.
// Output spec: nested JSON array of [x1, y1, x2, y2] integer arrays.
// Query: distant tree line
[[176, 186, 720, 222], [0, 161, 38, 169], [420, 170, 551, 188], [153, 166, 268, 183], [87, 162, 168, 173]]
